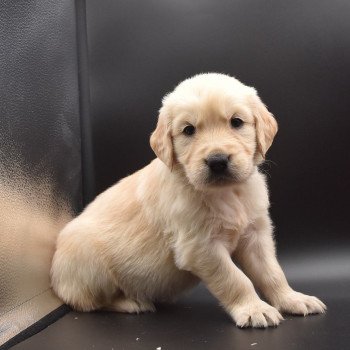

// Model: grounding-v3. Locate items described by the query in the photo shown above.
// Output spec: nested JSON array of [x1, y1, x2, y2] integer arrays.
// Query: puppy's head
[[150, 73, 277, 190]]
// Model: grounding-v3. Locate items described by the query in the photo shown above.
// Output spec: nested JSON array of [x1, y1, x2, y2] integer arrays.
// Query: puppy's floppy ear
[[252, 95, 278, 162], [150, 106, 174, 169]]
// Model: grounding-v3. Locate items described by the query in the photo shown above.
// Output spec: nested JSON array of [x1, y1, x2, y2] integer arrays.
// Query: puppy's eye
[[230, 117, 244, 129], [183, 125, 195, 136]]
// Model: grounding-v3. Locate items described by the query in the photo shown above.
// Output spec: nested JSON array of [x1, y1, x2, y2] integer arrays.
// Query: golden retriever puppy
[[51, 73, 326, 327]]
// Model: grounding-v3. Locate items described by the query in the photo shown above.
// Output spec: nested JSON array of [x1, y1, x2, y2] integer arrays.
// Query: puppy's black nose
[[206, 154, 229, 174]]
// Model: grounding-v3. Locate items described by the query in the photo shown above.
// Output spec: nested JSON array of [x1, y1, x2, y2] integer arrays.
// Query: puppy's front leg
[[234, 216, 326, 316], [174, 239, 283, 328]]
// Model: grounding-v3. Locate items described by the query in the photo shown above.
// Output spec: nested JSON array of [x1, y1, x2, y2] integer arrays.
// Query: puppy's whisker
[[259, 167, 271, 179], [263, 159, 278, 167]]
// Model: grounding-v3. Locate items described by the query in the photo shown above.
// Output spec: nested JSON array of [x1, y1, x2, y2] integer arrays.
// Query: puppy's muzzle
[[205, 153, 230, 175]]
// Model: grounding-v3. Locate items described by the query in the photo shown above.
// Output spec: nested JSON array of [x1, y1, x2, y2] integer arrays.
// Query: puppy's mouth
[[206, 171, 239, 187], [185, 164, 248, 190]]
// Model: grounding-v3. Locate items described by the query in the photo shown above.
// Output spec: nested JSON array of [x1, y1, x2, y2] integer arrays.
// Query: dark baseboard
[[1, 305, 71, 350]]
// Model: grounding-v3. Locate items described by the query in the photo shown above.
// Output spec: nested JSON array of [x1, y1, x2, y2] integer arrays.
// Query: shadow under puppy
[[51, 73, 326, 328]]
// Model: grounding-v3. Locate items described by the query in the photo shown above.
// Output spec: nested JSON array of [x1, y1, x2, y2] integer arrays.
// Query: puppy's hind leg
[[51, 261, 115, 312], [51, 234, 118, 312], [104, 292, 156, 314]]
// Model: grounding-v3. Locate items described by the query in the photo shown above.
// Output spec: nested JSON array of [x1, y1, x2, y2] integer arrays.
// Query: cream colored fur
[[51, 73, 326, 328]]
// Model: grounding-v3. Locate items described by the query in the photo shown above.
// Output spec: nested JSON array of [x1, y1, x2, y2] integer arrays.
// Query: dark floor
[[10, 250, 350, 350], [12, 274, 350, 350]]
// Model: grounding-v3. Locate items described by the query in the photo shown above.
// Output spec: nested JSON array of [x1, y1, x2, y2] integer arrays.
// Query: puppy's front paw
[[272, 290, 326, 316], [231, 299, 283, 328]]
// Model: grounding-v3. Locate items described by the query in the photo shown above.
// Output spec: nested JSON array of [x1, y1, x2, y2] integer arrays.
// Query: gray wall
[[86, 0, 350, 255]]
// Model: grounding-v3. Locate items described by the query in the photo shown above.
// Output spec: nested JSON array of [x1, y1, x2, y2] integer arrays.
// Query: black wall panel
[[0, 0, 82, 209], [0, 0, 82, 345]]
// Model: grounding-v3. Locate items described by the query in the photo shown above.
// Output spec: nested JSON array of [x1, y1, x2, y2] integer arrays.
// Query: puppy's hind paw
[[105, 297, 156, 314]]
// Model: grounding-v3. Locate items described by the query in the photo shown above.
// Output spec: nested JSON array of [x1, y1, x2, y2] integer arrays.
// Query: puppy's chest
[[206, 191, 252, 249]]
